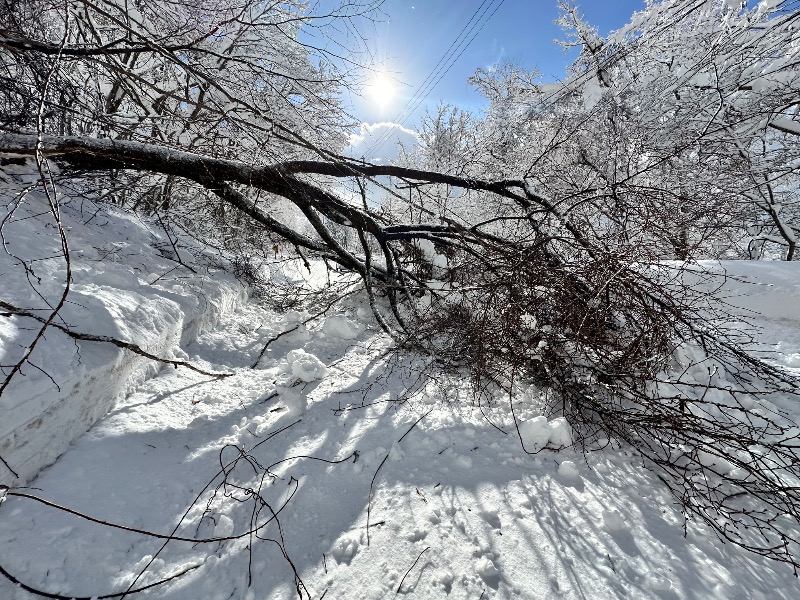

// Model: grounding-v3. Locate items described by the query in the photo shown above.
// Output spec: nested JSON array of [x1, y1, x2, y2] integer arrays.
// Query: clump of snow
[[519, 416, 551, 451], [277, 387, 308, 417], [602, 510, 627, 532], [214, 514, 234, 538], [322, 314, 361, 340], [414, 238, 448, 270], [519, 415, 573, 451], [558, 460, 581, 480], [388, 441, 405, 462], [330, 534, 361, 565], [286, 349, 327, 382], [548, 417, 573, 448], [648, 574, 673, 592], [475, 556, 500, 580], [414, 238, 436, 261]]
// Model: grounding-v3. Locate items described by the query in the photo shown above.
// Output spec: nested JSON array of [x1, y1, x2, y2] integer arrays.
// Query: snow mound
[[548, 417, 573, 448], [287, 349, 327, 382], [558, 460, 581, 480], [602, 510, 627, 532], [0, 186, 244, 486], [519, 416, 551, 451], [519, 415, 574, 451], [278, 387, 308, 417], [330, 534, 361, 565], [476, 556, 500, 580]]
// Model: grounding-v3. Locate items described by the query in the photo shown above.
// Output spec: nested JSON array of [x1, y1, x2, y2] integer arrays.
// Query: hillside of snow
[[0, 178, 245, 486], [1, 201, 800, 599]]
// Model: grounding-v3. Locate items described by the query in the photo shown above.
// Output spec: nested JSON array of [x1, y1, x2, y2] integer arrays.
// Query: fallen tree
[[4, 129, 800, 571]]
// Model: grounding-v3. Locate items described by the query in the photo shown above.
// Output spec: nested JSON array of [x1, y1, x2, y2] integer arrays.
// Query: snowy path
[[2, 284, 800, 599]]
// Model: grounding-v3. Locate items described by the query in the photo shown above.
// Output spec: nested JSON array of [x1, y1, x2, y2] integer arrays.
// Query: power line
[[364, 0, 502, 156], [361, 0, 506, 158]]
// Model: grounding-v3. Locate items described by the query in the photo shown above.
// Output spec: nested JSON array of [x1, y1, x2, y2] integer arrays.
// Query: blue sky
[[310, 1, 645, 122], [304, 0, 645, 160]]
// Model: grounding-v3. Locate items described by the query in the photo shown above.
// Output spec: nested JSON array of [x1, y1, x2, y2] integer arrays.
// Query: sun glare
[[367, 74, 395, 108]]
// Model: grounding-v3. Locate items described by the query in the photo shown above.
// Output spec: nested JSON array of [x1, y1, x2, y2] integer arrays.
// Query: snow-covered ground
[[0, 182, 244, 487], [2, 199, 800, 599]]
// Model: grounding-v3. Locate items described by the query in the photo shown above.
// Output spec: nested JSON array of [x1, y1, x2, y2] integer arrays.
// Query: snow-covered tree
[[416, 1, 799, 260], [555, 0, 800, 258], [1, 0, 358, 153]]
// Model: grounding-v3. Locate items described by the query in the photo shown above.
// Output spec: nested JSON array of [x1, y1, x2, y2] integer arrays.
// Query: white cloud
[[347, 122, 420, 164]]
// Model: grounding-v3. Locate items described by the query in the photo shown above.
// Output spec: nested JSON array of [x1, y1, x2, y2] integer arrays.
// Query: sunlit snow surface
[[1, 201, 800, 598]]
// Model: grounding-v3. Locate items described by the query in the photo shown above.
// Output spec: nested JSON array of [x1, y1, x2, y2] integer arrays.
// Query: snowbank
[[0, 185, 244, 486]]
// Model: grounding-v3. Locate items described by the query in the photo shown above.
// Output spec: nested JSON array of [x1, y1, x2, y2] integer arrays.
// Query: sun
[[367, 74, 395, 108]]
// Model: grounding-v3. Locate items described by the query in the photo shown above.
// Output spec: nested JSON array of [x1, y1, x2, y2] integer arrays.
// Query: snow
[[286, 348, 327, 382], [602, 509, 627, 533], [2, 206, 800, 598], [519, 415, 573, 451], [772, 116, 800, 136], [321, 314, 362, 339], [0, 184, 244, 487], [757, 0, 782, 14], [214, 514, 235, 538], [557, 459, 581, 480], [548, 416, 573, 448], [414, 238, 448, 270], [518, 415, 551, 451]]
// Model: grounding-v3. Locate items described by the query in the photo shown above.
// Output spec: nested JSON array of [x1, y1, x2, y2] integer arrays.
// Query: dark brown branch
[[0, 134, 538, 213], [0, 456, 18, 479], [366, 453, 389, 548], [396, 546, 430, 594], [0, 33, 195, 56], [0, 561, 201, 600]]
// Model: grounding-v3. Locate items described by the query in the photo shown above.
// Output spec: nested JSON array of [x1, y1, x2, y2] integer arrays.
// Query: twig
[[0, 561, 201, 599], [155, 211, 197, 274], [366, 454, 389, 547], [397, 408, 434, 444], [396, 547, 430, 594], [0, 455, 18, 479], [4, 488, 290, 543], [606, 554, 616, 573]]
